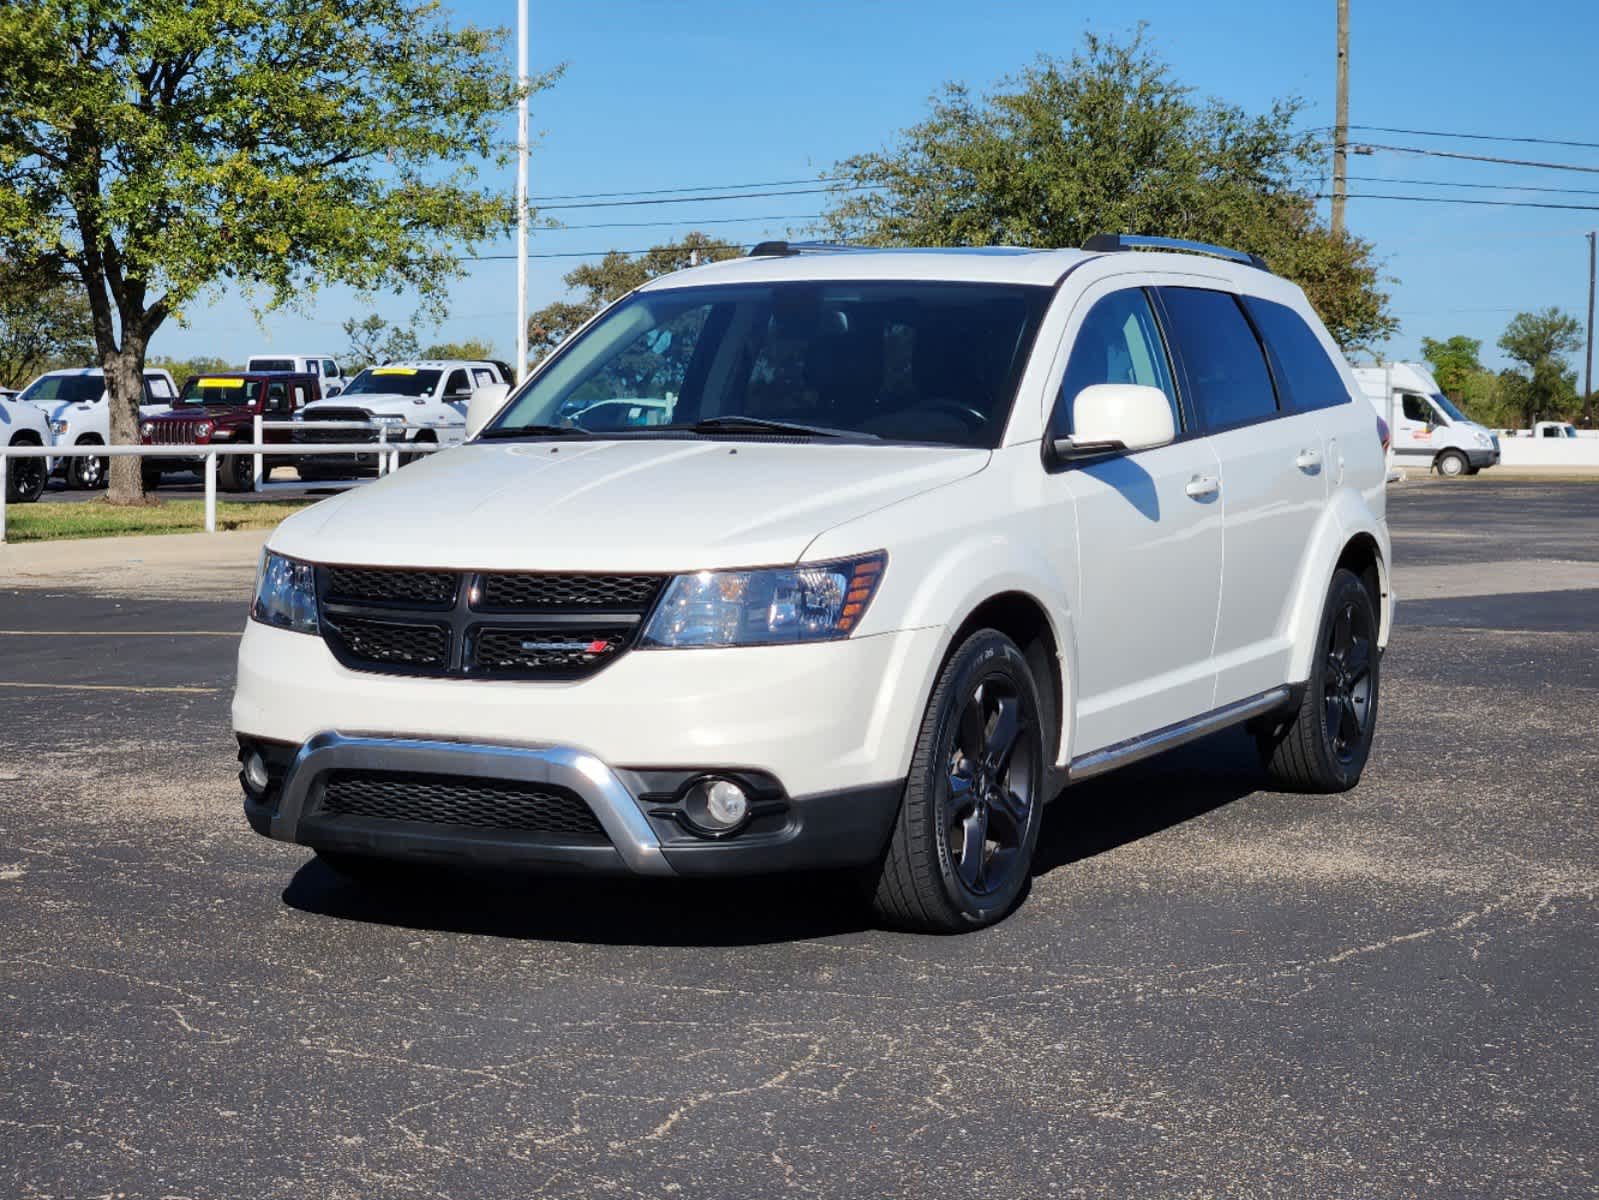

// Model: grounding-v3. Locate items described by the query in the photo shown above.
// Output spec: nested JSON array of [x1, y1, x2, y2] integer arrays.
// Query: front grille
[[150, 419, 208, 446], [294, 408, 380, 445], [479, 572, 663, 612], [470, 626, 628, 675], [326, 566, 457, 608], [315, 566, 664, 680], [320, 770, 607, 839], [322, 615, 448, 668]]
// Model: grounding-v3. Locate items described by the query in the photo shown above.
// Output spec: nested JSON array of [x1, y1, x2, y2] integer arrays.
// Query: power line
[[1355, 143, 1599, 175], [1317, 191, 1599, 212], [553, 213, 823, 231], [529, 177, 848, 203], [537, 184, 868, 212], [1338, 174, 1599, 198], [1346, 125, 1599, 152]]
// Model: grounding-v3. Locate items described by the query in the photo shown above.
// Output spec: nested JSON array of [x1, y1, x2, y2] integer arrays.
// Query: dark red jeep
[[141, 372, 320, 491]]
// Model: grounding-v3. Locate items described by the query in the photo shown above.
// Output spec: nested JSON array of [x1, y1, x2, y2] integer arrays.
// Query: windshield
[[18, 375, 103, 406], [486, 281, 1052, 447], [177, 377, 260, 407], [1430, 392, 1469, 423], [342, 367, 441, 398]]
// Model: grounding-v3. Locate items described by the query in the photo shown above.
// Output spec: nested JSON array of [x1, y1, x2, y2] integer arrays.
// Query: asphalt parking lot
[[2, 478, 1595, 1199]]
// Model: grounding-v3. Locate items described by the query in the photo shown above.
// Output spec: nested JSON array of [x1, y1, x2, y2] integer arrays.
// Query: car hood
[[302, 393, 421, 416], [270, 438, 990, 571], [155, 405, 251, 421]]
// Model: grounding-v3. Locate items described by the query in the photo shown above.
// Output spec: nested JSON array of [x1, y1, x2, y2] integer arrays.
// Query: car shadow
[[281, 728, 1267, 945], [1032, 728, 1265, 876]]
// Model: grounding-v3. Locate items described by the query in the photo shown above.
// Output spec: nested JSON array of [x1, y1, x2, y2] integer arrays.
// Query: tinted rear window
[[249, 358, 296, 372], [1157, 288, 1278, 430], [1242, 297, 1349, 412]]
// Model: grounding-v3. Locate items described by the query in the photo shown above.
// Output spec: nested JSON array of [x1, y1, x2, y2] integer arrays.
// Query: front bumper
[[1467, 446, 1499, 469], [243, 731, 903, 877]]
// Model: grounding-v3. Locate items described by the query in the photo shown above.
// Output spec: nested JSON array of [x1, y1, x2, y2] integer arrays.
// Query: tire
[[1436, 450, 1467, 478], [1257, 568, 1381, 792], [868, 629, 1046, 933], [69, 441, 107, 489], [141, 464, 164, 491], [400, 431, 434, 467], [5, 440, 47, 504], [221, 452, 254, 493]]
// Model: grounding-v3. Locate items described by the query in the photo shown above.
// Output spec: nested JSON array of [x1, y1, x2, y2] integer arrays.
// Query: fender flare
[[1282, 491, 1391, 683]]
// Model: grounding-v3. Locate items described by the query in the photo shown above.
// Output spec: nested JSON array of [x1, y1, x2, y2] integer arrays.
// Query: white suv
[[292, 359, 506, 479], [235, 237, 1391, 932], [2, 385, 55, 503]]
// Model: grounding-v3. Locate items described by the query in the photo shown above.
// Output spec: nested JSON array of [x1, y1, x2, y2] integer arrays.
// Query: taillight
[[1376, 416, 1390, 452]]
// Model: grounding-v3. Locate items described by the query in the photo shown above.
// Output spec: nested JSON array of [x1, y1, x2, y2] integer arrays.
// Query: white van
[[246, 353, 347, 397], [1351, 362, 1498, 477], [17, 367, 179, 489]]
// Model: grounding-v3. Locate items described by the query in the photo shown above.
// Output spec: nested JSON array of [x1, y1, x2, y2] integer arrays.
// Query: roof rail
[[746, 239, 869, 258], [1083, 233, 1270, 272]]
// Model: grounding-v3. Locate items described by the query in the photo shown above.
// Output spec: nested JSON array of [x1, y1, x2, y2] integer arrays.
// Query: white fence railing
[[0, 438, 442, 543]]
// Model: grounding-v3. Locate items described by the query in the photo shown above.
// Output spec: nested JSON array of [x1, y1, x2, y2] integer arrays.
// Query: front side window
[[443, 369, 471, 397], [1242, 297, 1349, 413], [1157, 287, 1279, 431], [1400, 393, 1436, 424], [322, 359, 338, 377], [1053, 289, 1179, 436], [342, 368, 442, 398], [488, 281, 1052, 447]]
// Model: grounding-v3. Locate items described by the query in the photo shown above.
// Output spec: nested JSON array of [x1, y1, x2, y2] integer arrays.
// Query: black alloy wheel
[[869, 628, 1046, 932], [945, 678, 1037, 897], [1323, 595, 1375, 764], [6, 448, 47, 503]]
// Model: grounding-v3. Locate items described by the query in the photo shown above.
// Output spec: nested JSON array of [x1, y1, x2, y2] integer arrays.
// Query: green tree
[[342, 314, 421, 374], [822, 31, 1396, 350], [1498, 308, 1582, 423], [0, 0, 557, 503], [0, 261, 93, 388], [422, 337, 498, 362], [145, 355, 239, 393], [1419, 335, 1483, 399], [527, 232, 741, 360]]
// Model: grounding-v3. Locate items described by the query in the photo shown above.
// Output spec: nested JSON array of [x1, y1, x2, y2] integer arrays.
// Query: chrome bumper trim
[[272, 731, 675, 876]]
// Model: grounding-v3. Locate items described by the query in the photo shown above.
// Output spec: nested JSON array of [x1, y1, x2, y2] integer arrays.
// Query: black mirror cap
[[1045, 435, 1127, 466]]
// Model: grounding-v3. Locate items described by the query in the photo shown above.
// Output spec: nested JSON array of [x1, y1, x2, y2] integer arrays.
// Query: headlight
[[370, 413, 406, 425], [139, 420, 154, 438], [50, 420, 68, 435], [250, 551, 320, 635], [197, 420, 213, 436], [641, 552, 886, 648]]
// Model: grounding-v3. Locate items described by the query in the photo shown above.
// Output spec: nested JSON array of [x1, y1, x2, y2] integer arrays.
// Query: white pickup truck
[[246, 353, 349, 398], [16, 367, 179, 488], [292, 359, 507, 480]]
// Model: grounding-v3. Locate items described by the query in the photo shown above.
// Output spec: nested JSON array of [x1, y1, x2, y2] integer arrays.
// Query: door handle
[[1296, 448, 1323, 472], [1185, 473, 1220, 500]]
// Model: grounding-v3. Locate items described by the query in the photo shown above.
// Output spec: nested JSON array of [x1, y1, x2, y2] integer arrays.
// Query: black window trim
[[1153, 285, 1290, 437]]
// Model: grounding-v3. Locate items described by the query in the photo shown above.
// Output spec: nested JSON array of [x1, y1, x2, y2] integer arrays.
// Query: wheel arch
[[1284, 495, 1391, 683], [944, 591, 1069, 772]]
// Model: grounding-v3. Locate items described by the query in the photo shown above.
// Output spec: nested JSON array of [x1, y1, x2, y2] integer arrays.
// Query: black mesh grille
[[470, 627, 628, 675], [478, 573, 663, 612], [326, 566, 457, 607], [320, 771, 607, 838], [323, 616, 448, 668]]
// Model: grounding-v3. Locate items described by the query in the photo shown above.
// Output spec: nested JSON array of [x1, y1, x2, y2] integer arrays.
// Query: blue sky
[[158, 0, 1599, 377]]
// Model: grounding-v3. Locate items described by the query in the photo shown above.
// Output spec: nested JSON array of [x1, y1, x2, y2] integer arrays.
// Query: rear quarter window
[[1242, 297, 1351, 413], [1156, 287, 1279, 431]]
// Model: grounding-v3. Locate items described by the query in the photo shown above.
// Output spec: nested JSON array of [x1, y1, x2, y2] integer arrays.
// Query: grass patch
[[3, 498, 316, 542]]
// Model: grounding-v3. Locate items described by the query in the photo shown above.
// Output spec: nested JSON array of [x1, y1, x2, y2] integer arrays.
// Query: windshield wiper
[[684, 415, 877, 440], [476, 424, 593, 440]]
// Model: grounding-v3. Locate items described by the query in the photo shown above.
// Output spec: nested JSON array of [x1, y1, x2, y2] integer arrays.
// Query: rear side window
[[322, 359, 338, 377], [1157, 288, 1278, 431], [1054, 289, 1180, 435], [1242, 297, 1349, 412]]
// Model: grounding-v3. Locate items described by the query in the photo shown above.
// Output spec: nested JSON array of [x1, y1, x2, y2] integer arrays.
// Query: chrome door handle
[[1296, 448, 1323, 472], [1185, 474, 1220, 500]]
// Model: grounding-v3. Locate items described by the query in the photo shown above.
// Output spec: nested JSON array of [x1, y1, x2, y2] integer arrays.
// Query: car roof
[[639, 247, 1094, 290], [247, 352, 338, 360], [367, 360, 497, 370]]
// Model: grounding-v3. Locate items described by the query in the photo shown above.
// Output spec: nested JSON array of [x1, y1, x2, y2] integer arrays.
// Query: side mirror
[[1050, 384, 1176, 462], [325, 385, 343, 398], [465, 382, 510, 440]]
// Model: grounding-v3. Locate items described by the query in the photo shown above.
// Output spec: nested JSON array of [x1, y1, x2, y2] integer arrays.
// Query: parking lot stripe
[[0, 680, 221, 695]]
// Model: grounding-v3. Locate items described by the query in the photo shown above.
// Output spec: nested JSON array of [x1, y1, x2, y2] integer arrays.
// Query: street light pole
[[1585, 230, 1595, 427], [515, 0, 529, 384]]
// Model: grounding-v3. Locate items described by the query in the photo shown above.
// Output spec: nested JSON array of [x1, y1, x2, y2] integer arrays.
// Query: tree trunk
[[104, 341, 149, 506]]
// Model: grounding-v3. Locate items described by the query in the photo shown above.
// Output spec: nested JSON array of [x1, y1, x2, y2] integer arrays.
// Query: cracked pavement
[[2, 478, 1596, 1198]]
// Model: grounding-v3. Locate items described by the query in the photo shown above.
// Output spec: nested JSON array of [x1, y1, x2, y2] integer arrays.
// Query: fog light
[[243, 751, 270, 795], [683, 776, 750, 832]]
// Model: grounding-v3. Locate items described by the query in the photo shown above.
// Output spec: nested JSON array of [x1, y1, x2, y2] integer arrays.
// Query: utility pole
[[1332, 0, 1350, 237], [514, 0, 530, 384], [1585, 230, 1595, 427]]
